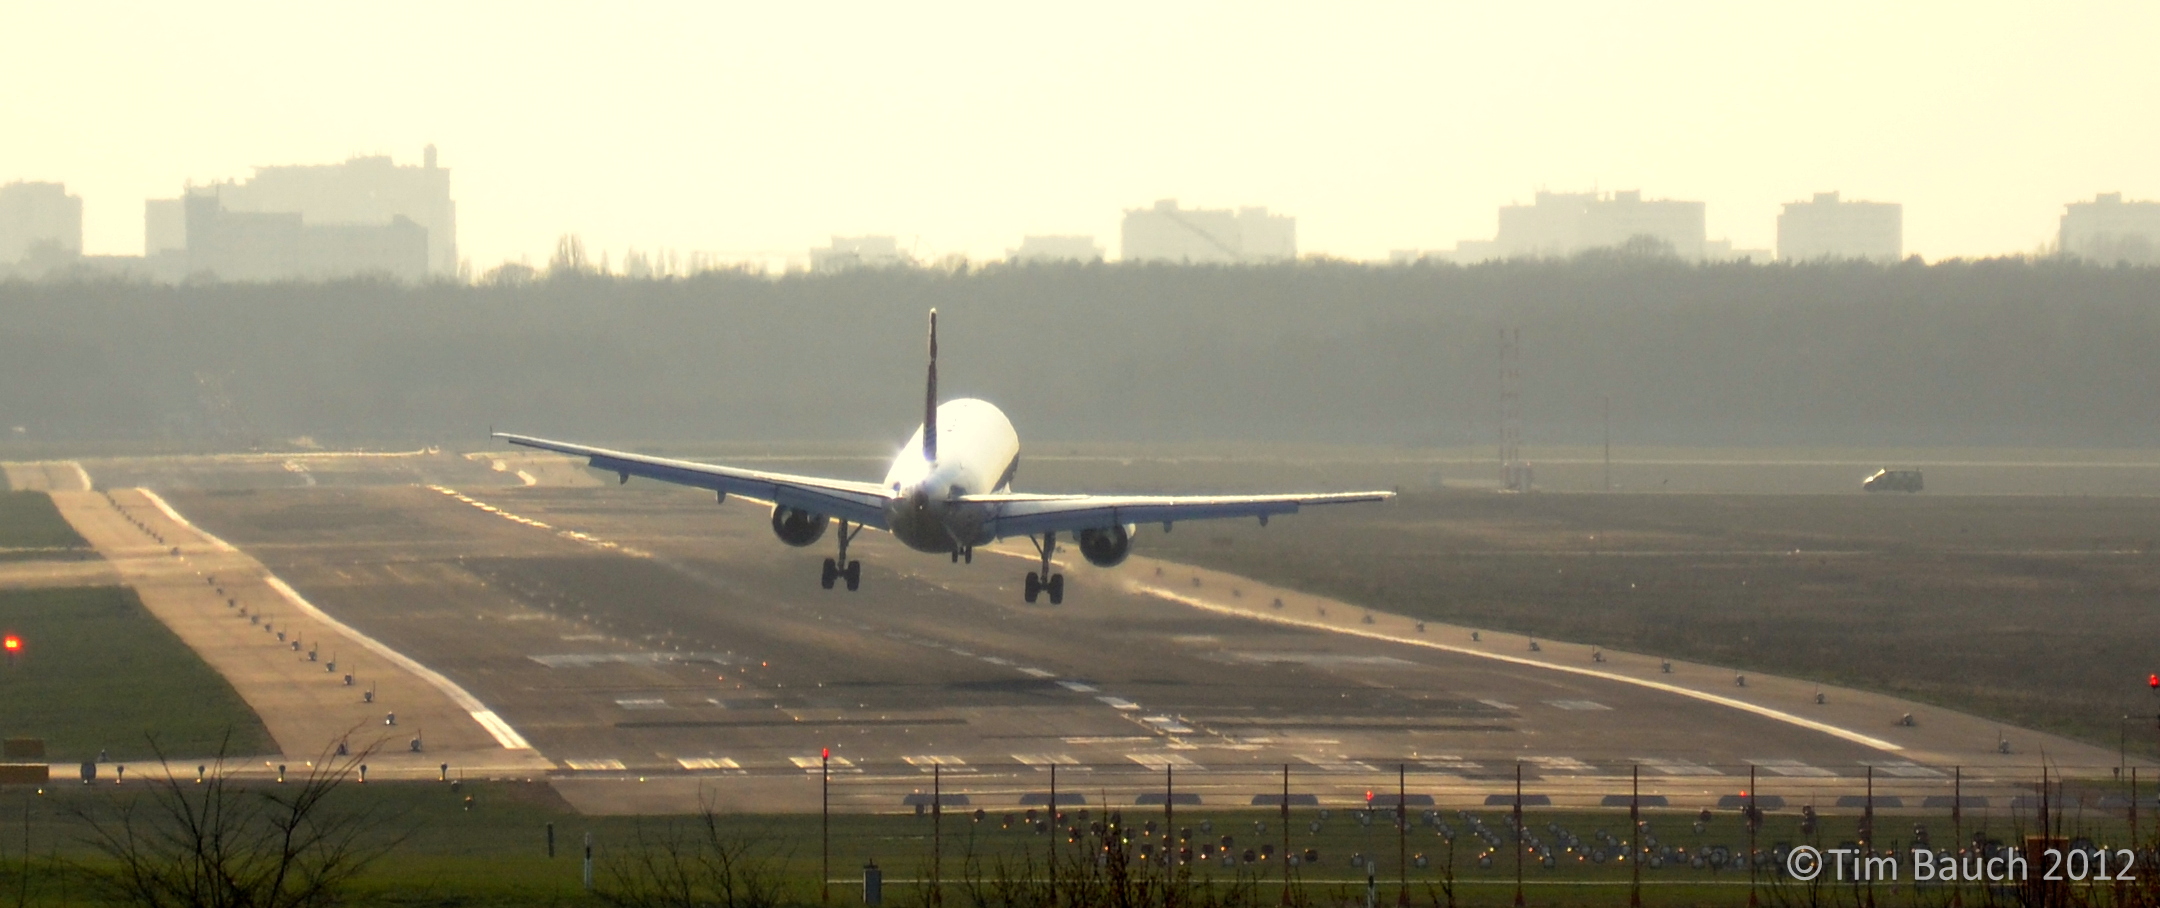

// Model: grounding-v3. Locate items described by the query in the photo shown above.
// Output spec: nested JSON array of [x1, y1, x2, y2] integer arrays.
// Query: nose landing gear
[[821, 520, 863, 591], [1024, 532, 1063, 604]]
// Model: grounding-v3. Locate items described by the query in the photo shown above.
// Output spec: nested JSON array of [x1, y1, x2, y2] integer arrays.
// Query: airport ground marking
[[137, 488, 537, 751], [258, 574, 535, 751], [137, 488, 238, 552], [1128, 582, 1908, 754]]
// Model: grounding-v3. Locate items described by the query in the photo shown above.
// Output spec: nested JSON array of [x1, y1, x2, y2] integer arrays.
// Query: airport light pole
[[1512, 763, 1523, 908], [1629, 765, 1641, 908], [931, 764, 942, 908], [1047, 763, 1057, 908], [821, 747, 829, 906], [1397, 764, 1408, 907], [1281, 764, 1291, 905]]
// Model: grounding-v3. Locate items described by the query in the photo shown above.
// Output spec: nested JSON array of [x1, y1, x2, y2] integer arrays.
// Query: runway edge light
[[3, 634, 20, 654]]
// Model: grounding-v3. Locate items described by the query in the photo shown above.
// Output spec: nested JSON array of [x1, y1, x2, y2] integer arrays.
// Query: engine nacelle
[[1077, 524, 1133, 567], [770, 506, 829, 547]]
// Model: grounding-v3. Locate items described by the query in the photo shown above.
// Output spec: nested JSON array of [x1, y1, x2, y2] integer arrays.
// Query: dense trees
[[1, 256, 2155, 449]]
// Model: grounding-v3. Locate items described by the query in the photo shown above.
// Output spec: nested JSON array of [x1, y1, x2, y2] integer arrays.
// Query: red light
[[822, 747, 830, 760], [2150, 674, 2158, 690], [2, 635, 18, 653]]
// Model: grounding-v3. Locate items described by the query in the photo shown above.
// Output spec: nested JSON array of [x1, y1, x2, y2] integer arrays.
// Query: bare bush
[[598, 800, 792, 908], [75, 735, 399, 908]]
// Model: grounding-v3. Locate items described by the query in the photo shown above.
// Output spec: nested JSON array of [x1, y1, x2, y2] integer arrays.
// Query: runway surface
[[105, 455, 2119, 815]]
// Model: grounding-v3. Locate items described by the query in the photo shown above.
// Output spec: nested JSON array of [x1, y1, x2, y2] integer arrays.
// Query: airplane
[[495, 310, 1394, 603]]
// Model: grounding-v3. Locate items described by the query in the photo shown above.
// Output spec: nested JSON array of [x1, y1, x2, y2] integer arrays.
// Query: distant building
[[150, 146, 455, 280], [1120, 199, 1295, 264], [1703, 239, 1773, 263], [2060, 192, 2160, 265], [809, 236, 912, 272], [0, 181, 83, 265], [1490, 190, 1706, 260], [177, 190, 429, 282], [1008, 235, 1103, 262], [1776, 192, 1901, 262]]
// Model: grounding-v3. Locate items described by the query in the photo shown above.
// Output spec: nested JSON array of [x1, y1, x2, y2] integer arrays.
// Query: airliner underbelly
[[880, 398, 1019, 553]]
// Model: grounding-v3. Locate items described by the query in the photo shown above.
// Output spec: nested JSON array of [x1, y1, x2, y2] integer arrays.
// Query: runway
[[125, 465, 2124, 815]]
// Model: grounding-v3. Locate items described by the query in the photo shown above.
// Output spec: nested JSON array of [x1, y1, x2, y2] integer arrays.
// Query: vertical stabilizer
[[923, 309, 938, 463]]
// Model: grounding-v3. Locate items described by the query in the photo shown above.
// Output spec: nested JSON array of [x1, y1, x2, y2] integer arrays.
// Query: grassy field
[[0, 491, 89, 556], [0, 586, 272, 761], [1143, 490, 2160, 758], [0, 779, 2144, 907]]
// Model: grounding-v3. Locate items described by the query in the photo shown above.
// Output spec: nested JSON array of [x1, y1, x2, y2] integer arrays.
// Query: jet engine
[[1077, 524, 1133, 567], [770, 506, 829, 547]]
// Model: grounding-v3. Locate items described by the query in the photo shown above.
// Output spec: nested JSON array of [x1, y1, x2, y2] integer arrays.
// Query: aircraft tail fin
[[924, 309, 938, 463]]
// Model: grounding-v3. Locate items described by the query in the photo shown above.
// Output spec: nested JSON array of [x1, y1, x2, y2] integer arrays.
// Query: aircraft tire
[[821, 558, 838, 590], [844, 560, 861, 591], [1047, 573, 1064, 605], [1024, 571, 1041, 604]]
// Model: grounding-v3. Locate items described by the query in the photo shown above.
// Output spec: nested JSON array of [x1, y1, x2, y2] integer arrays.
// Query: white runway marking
[[1018, 667, 1056, 678], [1096, 696, 1140, 710], [1752, 759, 1837, 777], [1298, 755, 1380, 773], [1010, 753, 1083, 769], [565, 759, 626, 771], [903, 755, 974, 772], [791, 755, 860, 773], [1862, 760, 1946, 778], [1545, 699, 1612, 711], [1638, 758, 1722, 776], [1057, 681, 1099, 692], [676, 757, 744, 772], [144, 489, 537, 751], [1127, 753, 1202, 771], [1525, 756, 1595, 773], [614, 698, 671, 710], [1134, 583, 1906, 753], [1140, 716, 1196, 734]]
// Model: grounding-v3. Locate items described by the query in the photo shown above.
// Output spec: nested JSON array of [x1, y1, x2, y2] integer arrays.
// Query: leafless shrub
[[75, 733, 400, 908]]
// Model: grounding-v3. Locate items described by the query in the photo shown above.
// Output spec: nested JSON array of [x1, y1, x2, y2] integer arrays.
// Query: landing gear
[[822, 520, 863, 591], [1023, 532, 1063, 604], [948, 546, 972, 564]]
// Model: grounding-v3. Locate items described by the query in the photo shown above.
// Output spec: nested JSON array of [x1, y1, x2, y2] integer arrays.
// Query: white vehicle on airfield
[[497, 311, 1394, 603]]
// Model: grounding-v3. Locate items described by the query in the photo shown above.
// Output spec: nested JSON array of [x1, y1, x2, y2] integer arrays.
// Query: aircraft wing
[[493, 433, 895, 529], [963, 490, 1394, 540]]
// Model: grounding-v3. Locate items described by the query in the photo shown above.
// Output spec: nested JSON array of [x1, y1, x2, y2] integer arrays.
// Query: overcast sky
[[6, 1, 2156, 267]]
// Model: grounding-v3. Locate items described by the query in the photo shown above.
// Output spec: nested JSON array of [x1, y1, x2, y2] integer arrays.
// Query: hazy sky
[[6, 2, 2157, 267]]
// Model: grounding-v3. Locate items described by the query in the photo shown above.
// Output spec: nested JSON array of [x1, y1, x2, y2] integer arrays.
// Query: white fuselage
[[880, 398, 1020, 553]]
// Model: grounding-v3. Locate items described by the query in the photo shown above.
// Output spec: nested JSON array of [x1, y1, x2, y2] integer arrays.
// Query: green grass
[[0, 491, 87, 552], [0, 781, 2145, 907], [0, 586, 271, 761], [1144, 490, 2160, 757]]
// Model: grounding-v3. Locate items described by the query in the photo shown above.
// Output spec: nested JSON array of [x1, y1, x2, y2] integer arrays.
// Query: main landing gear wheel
[[1023, 532, 1064, 604], [821, 520, 865, 592]]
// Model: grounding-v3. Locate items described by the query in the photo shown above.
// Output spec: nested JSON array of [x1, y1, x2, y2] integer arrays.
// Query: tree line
[[1, 255, 2155, 450]]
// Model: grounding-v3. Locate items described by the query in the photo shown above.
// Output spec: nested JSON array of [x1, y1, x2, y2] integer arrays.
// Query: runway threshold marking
[[1127, 753, 1202, 771], [135, 489, 537, 752], [1637, 758, 1723, 776], [677, 757, 744, 772], [1751, 759, 1837, 777], [1129, 582, 1907, 754]]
